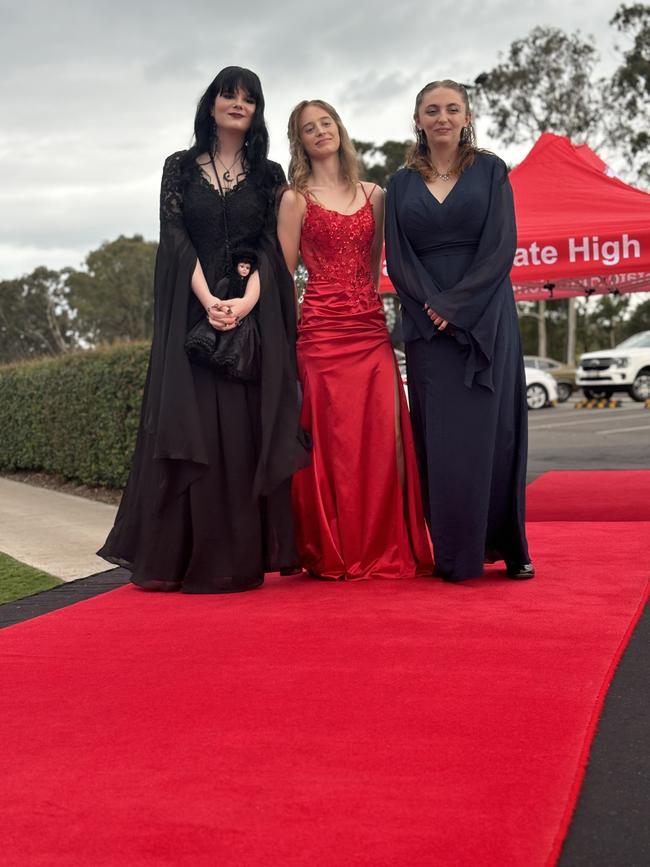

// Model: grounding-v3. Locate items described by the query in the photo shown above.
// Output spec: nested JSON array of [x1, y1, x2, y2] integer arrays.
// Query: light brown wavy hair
[[287, 99, 360, 195], [405, 80, 482, 180]]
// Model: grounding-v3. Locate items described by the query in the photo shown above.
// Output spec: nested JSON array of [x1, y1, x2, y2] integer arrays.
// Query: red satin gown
[[293, 189, 433, 579]]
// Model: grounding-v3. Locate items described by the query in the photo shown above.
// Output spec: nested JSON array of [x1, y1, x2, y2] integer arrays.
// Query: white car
[[525, 365, 558, 409], [577, 330, 650, 401], [396, 349, 556, 410]]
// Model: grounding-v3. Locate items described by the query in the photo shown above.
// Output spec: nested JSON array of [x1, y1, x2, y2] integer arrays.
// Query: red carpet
[[527, 469, 650, 522], [1, 473, 649, 867]]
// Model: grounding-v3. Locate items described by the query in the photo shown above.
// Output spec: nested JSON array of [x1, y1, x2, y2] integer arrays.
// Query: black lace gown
[[386, 154, 530, 581], [98, 152, 306, 592]]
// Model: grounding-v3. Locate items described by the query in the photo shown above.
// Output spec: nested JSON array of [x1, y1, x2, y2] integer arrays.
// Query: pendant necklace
[[214, 151, 242, 188]]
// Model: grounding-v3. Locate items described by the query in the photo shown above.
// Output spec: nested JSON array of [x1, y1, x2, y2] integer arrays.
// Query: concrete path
[[0, 478, 118, 582]]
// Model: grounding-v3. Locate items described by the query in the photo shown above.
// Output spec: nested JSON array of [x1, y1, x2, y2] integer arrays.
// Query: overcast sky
[[0, 0, 627, 279]]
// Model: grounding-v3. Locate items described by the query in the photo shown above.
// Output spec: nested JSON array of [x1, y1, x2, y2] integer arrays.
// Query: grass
[[0, 552, 63, 604]]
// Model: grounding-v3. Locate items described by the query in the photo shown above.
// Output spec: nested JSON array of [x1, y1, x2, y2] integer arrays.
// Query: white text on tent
[[514, 234, 641, 269]]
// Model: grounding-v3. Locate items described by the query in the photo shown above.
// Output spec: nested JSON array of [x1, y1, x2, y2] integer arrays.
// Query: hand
[[424, 304, 449, 331], [225, 297, 256, 324], [206, 298, 237, 331]]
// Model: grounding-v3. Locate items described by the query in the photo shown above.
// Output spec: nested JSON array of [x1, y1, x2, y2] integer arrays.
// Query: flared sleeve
[[116, 156, 306, 517], [143, 151, 207, 472], [385, 157, 517, 391]]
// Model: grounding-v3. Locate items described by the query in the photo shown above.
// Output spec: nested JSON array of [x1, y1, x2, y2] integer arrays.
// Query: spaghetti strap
[[301, 189, 319, 212], [361, 183, 377, 203]]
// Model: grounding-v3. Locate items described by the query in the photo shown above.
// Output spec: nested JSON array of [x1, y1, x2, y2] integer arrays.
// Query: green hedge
[[0, 343, 150, 488]]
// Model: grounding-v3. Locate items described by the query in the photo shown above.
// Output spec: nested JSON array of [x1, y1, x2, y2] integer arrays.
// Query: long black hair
[[181, 66, 269, 180]]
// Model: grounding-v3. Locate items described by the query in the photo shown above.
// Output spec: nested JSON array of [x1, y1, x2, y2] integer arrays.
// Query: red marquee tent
[[510, 133, 650, 300], [379, 133, 650, 301]]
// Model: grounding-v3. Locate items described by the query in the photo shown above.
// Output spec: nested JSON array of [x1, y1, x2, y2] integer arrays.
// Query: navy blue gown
[[385, 153, 530, 581]]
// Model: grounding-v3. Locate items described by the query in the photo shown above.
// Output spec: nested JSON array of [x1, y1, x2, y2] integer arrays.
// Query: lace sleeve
[[159, 151, 186, 229], [265, 160, 287, 233]]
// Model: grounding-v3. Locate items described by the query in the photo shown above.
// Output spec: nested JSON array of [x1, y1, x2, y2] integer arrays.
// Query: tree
[[66, 235, 157, 345], [473, 27, 604, 147], [354, 139, 411, 188], [621, 296, 650, 339], [0, 267, 75, 363], [518, 298, 576, 359], [583, 293, 631, 348], [473, 25, 608, 363], [610, 3, 650, 182]]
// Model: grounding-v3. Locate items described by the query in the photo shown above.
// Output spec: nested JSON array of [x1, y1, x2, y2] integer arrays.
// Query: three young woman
[[99, 68, 532, 589]]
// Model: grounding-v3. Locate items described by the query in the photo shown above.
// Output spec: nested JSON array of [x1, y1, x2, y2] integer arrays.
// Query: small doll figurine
[[214, 250, 260, 318], [210, 250, 261, 381], [185, 249, 262, 380]]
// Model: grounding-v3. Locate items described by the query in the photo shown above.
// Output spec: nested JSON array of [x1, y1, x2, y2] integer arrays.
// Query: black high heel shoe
[[506, 563, 536, 580]]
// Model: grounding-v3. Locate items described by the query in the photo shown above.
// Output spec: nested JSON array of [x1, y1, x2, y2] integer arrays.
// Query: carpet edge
[[547, 574, 650, 866]]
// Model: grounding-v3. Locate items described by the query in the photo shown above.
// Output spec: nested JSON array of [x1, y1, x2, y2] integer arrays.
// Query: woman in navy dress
[[385, 79, 534, 582]]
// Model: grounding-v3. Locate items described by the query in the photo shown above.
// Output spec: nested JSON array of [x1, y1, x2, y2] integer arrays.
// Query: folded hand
[[207, 298, 237, 331], [226, 297, 255, 323], [424, 304, 449, 331]]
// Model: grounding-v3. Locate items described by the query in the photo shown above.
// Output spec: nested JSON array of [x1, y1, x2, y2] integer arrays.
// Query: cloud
[[0, 0, 625, 278]]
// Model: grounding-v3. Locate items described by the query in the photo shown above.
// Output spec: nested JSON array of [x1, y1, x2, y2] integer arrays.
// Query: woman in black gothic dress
[[98, 66, 307, 593], [385, 79, 534, 583]]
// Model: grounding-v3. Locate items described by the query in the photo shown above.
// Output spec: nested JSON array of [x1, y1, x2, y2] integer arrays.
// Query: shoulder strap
[[361, 182, 378, 203]]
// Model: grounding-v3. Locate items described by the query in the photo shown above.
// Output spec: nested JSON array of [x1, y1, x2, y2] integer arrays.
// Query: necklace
[[214, 151, 242, 187], [431, 166, 454, 182]]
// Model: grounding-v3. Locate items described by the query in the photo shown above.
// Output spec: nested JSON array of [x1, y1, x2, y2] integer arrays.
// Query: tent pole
[[566, 297, 577, 365], [538, 300, 547, 357]]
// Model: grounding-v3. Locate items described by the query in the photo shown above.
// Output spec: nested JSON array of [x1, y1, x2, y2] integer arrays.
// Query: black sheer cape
[[112, 157, 306, 514], [385, 156, 517, 391]]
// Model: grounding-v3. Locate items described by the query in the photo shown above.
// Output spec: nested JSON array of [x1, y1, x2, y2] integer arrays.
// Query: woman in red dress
[[277, 100, 432, 580]]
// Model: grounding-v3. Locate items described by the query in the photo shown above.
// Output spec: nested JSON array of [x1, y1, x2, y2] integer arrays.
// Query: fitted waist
[[304, 275, 375, 291], [303, 278, 380, 307], [414, 239, 479, 258], [299, 288, 387, 336]]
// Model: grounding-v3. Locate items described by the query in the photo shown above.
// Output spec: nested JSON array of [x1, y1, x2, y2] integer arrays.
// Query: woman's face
[[212, 86, 256, 135], [298, 104, 341, 161], [415, 87, 469, 150], [237, 261, 251, 277]]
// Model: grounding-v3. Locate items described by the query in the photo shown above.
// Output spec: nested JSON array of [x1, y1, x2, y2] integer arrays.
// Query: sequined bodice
[[300, 198, 379, 310]]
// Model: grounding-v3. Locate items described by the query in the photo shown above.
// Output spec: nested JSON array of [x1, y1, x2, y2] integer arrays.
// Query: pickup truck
[[576, 330, 650, 401]]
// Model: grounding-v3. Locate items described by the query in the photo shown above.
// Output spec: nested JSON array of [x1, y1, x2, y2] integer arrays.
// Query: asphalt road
[[527, 395, 650, 481]]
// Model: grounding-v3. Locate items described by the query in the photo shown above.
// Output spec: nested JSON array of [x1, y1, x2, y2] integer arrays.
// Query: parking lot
[[527, 395, 650, 481]]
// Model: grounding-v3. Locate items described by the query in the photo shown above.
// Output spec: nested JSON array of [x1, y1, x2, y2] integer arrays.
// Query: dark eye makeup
[[219, 90, 255, 105]]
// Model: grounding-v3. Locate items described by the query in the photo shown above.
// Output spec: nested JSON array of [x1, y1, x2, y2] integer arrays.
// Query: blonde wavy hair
[[405, 80, 482, 180], [287, 99, 360, 195]]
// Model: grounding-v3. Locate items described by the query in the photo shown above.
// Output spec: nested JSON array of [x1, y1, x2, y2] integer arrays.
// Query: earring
[[460, 126, 468, 145], [417, 128, 427, 148]]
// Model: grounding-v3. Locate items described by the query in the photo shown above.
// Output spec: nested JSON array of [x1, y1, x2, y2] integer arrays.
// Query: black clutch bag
[[184, 312, 261, 382]]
